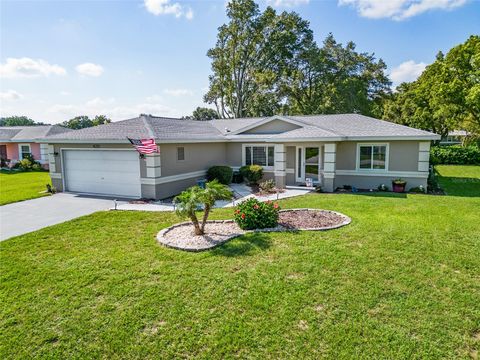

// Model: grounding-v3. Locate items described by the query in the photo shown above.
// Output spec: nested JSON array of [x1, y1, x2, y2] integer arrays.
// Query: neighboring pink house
[[0, 125, 72, 168]]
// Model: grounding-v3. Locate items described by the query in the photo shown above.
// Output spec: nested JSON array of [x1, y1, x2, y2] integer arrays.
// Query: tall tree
[[284, 34, 390, 116], [0, 116, 42, 126], [382, 35, 480, 138], [205, 1, 389, 118], [183, 107, 219, 120], [61, 115, 111, 129], [204, 0, 314, 118]]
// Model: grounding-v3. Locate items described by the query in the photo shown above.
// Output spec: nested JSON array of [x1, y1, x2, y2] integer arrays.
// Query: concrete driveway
[[0, 193, 125, 241]]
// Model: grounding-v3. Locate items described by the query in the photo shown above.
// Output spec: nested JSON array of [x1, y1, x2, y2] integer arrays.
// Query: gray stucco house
[[41, 114, 440, 199]]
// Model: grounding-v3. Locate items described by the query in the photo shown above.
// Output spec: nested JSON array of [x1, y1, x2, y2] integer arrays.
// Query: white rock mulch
[[157, 209, 352, 252], [157, 220, 245, 252]]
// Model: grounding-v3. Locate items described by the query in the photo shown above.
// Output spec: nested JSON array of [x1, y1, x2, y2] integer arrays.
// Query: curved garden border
[[157, 209, 351, 252]]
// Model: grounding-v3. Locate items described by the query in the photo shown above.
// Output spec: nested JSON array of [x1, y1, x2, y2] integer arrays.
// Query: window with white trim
[[244, 145, 274, 167], [19, 144, 31, 160], [357, 144, 387, 170]]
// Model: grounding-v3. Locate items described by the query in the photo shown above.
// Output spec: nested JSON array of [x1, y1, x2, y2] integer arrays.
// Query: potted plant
[[392, 178, 407, 193]]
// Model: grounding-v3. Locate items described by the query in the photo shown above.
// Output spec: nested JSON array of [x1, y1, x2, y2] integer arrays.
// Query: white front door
[[296, 146, 322, 184], [63, 150, 141, 198]]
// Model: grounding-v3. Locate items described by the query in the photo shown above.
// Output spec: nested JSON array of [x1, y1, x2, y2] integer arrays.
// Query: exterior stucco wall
[[243, 120, 301, 134], [336, 141, 420, 172], [159, 143, 227, 177], [335, 175, 427, 191], [5, 143, 19, 160], [225, 143, 242, 167], [2, 142, 41, 161]]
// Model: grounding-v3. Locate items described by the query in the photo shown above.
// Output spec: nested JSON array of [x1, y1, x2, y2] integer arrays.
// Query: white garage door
[[64, 150, 141, 198]]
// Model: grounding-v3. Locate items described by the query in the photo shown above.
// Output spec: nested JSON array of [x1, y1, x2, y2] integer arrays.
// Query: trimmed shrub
[[234, 198, 279, 230], [239, 165, 263, 184], [18, 154, 43, 171], [430, 145, 480, 165], [206, 165, 233, 185]]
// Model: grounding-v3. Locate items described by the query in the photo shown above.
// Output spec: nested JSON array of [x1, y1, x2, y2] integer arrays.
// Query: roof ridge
[[141, 115, 156, 139], [285, 115, 347, 137]]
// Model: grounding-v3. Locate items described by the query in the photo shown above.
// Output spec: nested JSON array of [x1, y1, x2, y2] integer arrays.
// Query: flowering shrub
[[233, 198, 279, 230]]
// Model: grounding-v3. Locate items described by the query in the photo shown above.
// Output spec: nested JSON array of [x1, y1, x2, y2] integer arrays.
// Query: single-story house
[[0, 125, 72, 168], [439, 130, 468, 145], [41, 114, 440, 199]]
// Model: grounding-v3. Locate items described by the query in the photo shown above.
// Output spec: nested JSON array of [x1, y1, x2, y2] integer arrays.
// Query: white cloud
[[338, 0, 466, 20], [48, 96, 175, 121], [266, 0, 310, 7], [0, 89, 23, 101], [144, 0, 194, 19], [0, 57, 66, 78], [163, 88, 193, 96], [390, 60, 427, 85], [75, 63, 104, 77]]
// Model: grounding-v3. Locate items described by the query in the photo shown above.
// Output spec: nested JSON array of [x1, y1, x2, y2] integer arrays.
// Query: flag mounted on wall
[[127, 137, 159, 154]]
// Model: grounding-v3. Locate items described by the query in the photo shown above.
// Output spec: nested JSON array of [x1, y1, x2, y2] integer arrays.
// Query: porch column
[[418, 142, 430, 172], [274, 144, 286, 188], [323, 143, 336, 192], [140, 152, 162, 199]]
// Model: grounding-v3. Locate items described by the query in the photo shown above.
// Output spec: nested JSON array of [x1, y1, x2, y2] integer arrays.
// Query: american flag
[[127, 137, 159, 154]]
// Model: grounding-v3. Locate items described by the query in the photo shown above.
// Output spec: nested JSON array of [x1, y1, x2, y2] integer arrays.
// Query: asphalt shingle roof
[[0, 125, 72, 141], [43, 113, 439, 142]]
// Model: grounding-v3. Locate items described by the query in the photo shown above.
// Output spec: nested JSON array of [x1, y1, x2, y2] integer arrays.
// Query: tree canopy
[[183, 107, 219, 121], [0, 116, 45, 127], [382, 35, 480, 139], [61, 115, 111, 129], [204, 0, 390, 118]]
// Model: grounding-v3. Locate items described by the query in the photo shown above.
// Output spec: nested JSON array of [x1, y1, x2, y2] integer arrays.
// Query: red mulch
[[278, 210, 346, 230]]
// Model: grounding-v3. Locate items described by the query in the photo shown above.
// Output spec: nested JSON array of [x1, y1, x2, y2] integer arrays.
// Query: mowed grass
[[1, 191, 479, 359], [0, 171, 51, 205], [436, 165, 480, 197]]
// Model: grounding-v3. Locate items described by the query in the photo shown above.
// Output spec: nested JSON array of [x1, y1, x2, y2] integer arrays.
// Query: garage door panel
[[64, 150, 141, 197]]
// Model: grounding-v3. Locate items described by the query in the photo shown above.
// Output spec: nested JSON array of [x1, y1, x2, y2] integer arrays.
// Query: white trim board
[[336, 170, 428, 179], [141, 170, 207, 185]]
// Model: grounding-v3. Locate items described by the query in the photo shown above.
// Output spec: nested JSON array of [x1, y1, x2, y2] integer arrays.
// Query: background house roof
[[0, 125, 72, 142], [43, 113, 439, 143]]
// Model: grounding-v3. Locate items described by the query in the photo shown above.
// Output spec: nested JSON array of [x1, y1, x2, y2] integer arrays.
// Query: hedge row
[[430, 145, 480, 165]]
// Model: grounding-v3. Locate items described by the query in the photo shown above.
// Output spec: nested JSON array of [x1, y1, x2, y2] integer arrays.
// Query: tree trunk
[[200, 205, 211, 233], [190, 215, 203, 235]]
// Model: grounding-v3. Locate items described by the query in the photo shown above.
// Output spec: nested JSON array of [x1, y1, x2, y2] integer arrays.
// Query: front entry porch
[[275, 143, 336, 192]]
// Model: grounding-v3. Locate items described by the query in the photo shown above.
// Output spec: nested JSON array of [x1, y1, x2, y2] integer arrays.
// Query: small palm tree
[[198, 180, 233, 233], [174, 180, 232, 235]]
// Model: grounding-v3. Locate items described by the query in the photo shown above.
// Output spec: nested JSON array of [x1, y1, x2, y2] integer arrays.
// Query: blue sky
[[1, 0, 479, 124]]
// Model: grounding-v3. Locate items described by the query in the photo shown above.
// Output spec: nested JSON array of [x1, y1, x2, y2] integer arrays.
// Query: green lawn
[[0, 170, 51, 205], [435, 165, 480, 197], [1, 189, 479, 359]]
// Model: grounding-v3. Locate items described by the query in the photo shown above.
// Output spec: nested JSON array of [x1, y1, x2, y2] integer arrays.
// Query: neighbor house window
[[357, 144, 388, 170], [177, 147, 185, 161], [19, 144, 31, 160], [244, 145, 274, 167]]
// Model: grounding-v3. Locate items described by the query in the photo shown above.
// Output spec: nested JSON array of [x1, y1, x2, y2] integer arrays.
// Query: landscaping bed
[[157, 209, 351, 251]]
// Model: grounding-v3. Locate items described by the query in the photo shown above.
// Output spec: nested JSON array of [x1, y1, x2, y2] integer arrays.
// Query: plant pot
[[392, 182, 406, 193]]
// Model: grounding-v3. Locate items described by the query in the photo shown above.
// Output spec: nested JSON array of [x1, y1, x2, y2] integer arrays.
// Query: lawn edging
[[157, 209, 351, 252]]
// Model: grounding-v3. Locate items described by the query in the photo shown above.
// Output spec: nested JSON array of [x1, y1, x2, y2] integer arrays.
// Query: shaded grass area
[[435, 165, 480, 197], [1, 193, 479, 359], [0, 171, 51, 205]]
